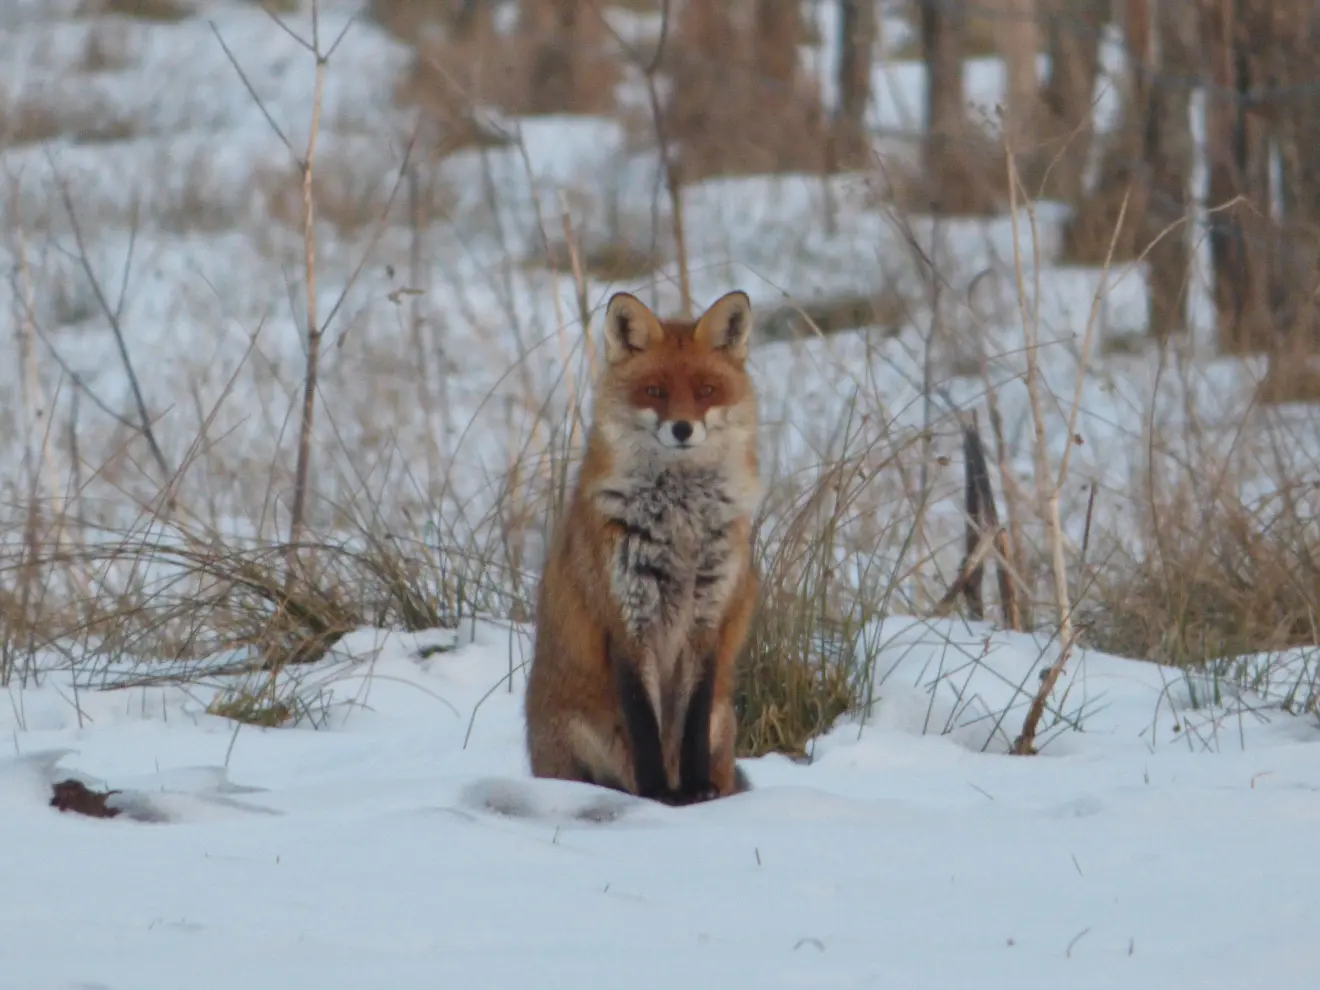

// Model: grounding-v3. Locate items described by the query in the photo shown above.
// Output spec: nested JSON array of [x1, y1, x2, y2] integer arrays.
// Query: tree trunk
[[1258, 0, 1320, 351], [1059, 0, 1153, 265], [666, 0, 744, 179], [516, 0, 617, 116], [524, 0, 575, 115], [755, 0, 802, 88], [834, 0, 877, 166], [668, 0, 823, 179], [995, 0, 1040, 148], [1038, 0, 1108, 203], [921, 0, 967, 214], [1201, 0, 1273, 353], [1142, 0, 1196, 338], [451, 0, 492, 38]]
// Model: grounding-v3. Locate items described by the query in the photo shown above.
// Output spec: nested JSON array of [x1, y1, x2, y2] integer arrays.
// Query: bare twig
[[1009, 143, 1131, 755], [48, 166, 172, 482], [593, 0, 690, 316], [287, 0, 331, 559], [932, 526, 997, 618]]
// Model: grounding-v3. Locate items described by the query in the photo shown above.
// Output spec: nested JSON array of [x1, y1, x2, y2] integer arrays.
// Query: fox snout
[[657, 418, 708, 449]]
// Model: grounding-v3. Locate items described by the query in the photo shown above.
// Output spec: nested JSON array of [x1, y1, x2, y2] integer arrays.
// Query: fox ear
[[693, 291, 753, 360], [603, 292, 664, 364]]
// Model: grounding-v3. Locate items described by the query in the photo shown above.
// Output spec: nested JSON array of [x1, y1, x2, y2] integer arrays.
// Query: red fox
[[524, 290, 761, 805]]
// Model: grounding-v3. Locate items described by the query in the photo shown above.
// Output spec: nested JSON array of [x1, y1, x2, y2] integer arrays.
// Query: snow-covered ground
[[5, 618, 1319, 989]]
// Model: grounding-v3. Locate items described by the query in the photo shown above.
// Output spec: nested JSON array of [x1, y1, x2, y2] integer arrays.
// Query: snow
[[0, 0, 1285, 576], [0, 0, 1282, 553], [4, 619, 1319, 989], [3, 2, 1320, 987]]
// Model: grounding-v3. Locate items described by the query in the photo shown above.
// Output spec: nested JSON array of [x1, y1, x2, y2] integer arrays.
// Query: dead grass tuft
[[735, 422, 916, 760], [83, 0, 194, 22], [0, 85, 141, 148], [396, 32, 525, 155], [0, 88, 65, 147], [1079, 465, 1320, 716], [78, 21, 137, 72], [207, 686, 297, 727], [256, 153, 449, 236], [531, 239, 661, 281], [38, 506, 488, 687], [153, 153, 247, 234], [759, 290, 913, 343], [244, 0, 299, 13]]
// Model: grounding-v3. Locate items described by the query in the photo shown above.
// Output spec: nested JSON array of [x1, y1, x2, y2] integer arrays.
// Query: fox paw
[[669, 785, 721, 807]]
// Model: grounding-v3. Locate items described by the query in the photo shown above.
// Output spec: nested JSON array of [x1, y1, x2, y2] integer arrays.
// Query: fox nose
[[670, 420, 694, 444]]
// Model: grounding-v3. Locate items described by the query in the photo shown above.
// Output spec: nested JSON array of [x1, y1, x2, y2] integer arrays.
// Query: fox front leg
[[673, 651, 720, 805], [607, 633, 678, 803]]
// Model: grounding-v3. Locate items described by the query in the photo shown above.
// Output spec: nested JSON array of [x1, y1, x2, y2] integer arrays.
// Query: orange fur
[[524, 290, 762, 804]]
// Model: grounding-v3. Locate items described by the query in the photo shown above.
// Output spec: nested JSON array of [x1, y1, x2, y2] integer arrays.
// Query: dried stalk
[[287, 0, 330, 557], [1008, 147, 1131, 754], [594, 0, 691, 316]]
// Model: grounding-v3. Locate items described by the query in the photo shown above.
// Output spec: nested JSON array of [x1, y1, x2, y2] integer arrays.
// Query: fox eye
[[645, 385, 666, 399], [695, 384, 715, 399]]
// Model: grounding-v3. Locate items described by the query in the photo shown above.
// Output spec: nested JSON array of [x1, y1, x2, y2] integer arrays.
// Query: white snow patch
[[4, 619, 1319, 989]]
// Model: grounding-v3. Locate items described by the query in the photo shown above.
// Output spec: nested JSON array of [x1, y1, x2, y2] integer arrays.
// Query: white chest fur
[[595, 463, 746, 647]]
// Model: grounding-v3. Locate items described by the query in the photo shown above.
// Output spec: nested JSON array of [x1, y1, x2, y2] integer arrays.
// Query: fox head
[[593, 290, 757, 462]]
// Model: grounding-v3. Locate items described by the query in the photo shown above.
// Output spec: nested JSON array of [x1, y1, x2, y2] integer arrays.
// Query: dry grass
[[243, 0, 299, 13], [10, 515, 477, 681], [207, 688, 297, 727], [256, 153, 450, 237], [1078, 465, 1320, 718], [151, 151, 249, 234], [736, 460, 906, 758], [529, 239, 661, 281], [84, 0, 194, 21], [0, 88, 65, 147], [758, 291, 913, 343], [926, 128, 1015, 216], [78, 21, 137, 72], [395, 32, 525, 155], [728, 374, 945, 759], [0, 85, 141, 148]]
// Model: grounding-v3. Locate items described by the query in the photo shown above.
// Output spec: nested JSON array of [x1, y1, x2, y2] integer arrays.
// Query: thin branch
[[206, 20, 296, 160], [1009, 146, 1131, 755], [593, 0, 690, 317], [47, 160, 172, 481], [288, 0, 330, 556]]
